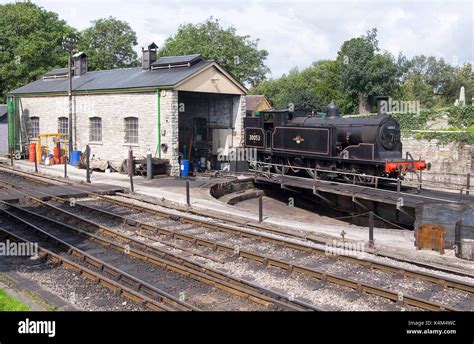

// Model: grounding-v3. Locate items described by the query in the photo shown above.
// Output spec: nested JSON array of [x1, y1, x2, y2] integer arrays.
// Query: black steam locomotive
[[243, 96, 428, 180]]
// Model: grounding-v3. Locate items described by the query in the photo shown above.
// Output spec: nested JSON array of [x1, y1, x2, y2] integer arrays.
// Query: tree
[[159, 17, 270, 86], [250, 60, 343, 112], [0, 2, 75, 102], [400, 55, 465, 108], [77, 17, 139, 71], [336, 28, 401, 113]]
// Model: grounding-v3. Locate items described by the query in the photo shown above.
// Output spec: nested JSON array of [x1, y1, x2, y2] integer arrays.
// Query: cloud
[[8, 0, 473, 78]]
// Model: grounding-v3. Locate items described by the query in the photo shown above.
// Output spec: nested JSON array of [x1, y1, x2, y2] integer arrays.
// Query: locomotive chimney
[[376, 96, 390, 116], [325, 101, 340, 119]]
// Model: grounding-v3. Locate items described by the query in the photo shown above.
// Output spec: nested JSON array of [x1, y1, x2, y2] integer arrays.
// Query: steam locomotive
[[243, 96, 429, 181]]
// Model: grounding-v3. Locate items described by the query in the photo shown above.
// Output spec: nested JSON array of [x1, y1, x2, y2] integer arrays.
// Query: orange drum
[[29, 143, 36, 162], [53, 147, 60, 158]]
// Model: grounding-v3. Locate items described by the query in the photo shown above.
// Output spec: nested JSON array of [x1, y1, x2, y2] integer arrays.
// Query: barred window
[[124, 117, 138, 144], [89, 117, 102, 142], [29, 117, 39, 139], [58, 117, 68, 135]]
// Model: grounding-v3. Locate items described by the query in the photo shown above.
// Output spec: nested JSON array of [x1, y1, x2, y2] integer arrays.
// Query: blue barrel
[[180, 160, 189, 177], [70, 150, 82, 166]]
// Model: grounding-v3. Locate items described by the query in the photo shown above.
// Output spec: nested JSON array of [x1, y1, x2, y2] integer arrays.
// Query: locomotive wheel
[[288, 157, 305, 174], [273, 158, 288, 175]]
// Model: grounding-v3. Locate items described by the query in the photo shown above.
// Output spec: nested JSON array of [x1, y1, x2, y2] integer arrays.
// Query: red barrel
[[53, 147, 60, 158], [29, 143, 36, 162]]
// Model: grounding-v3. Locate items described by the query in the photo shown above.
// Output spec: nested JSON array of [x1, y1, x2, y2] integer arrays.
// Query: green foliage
[[408, 131, 474, 145], [251, 29, 402, 114], [391, 110, 438, 130], [0, 2, 76, 102], [335, 28, 401, 113], [0, 289, 30, 311], [250, 61, 341, 111], [395, 106, 474, 144], [400, 56, 473, 108], [158, 17, 270, 86], [77, 17, 139, 71], [447, 106, 474, 128]]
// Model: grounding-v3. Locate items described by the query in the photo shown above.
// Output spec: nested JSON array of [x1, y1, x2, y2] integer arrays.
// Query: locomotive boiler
[[243, 96, 429, 181]]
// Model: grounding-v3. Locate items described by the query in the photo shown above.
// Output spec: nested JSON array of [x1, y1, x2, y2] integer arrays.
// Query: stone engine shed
[[9, 44, 247, 176]]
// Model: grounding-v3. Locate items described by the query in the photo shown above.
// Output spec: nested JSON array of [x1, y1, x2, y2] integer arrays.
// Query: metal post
[[369, 211, 374, 248], [34, 148, 38, 173], [62, 37, 77, 159], [467, 173, 470, 195], [397, 176, 401, 195], [10, 148, 13, 166], [454, 221, 462, 257], [68, 51, 73, 160], [64, 155, 67, 178], [128, 149, 134, 193], [186, 180, 190, 207], [258, 194, 263, 223], [146, 152, 153, 180], [418, 170, 422, 192], [86, 145, 91, 183]]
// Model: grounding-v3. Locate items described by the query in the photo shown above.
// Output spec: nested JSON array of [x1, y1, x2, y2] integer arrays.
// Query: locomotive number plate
[[245, 128, 265, 148]]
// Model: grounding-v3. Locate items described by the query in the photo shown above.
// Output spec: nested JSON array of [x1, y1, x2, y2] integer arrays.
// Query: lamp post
[[61, 37, 77, 160]]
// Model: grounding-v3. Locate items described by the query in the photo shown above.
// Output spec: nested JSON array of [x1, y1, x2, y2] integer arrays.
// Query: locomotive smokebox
[[376, 96, 390, 116], [325, 101, 340, 119]]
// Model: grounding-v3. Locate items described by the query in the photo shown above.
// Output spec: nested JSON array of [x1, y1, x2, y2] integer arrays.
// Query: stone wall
[[232, 95, 246, 147], [18, 90, 246, 177], [159, 90, 180, 176], [402, 137, 474, 189], [19, 93, 158, 168]]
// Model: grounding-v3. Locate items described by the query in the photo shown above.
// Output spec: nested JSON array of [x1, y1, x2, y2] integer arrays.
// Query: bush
[[394, 106, 474, 144]]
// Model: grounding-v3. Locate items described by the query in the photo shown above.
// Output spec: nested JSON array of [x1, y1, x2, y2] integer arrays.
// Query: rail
[[0, 193, 318, 312], [0, 225, 184, 311]]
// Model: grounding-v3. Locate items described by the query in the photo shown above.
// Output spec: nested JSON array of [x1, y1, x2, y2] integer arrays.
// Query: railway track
[[0, 221, 187, 311], [1, 165, 473, 311], [0, 199, 314, 311]]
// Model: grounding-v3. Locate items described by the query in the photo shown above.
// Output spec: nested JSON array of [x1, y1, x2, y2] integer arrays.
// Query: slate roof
[[152, 54, 203, 67], [11, 58, 214, 95]]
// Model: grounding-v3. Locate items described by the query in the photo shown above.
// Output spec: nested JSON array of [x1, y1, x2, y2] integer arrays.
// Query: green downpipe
[[7, 97, 14, 151], [14, 97, 20, 150], [157, 89, 161, 158]]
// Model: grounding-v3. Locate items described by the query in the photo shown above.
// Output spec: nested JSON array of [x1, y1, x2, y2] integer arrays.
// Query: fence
[[248, 161, 472, 197]]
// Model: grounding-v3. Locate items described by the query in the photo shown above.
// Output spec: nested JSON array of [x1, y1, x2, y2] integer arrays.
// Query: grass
[[24, 290, 57, 312], [0, 288, 31, 311], [0, 273, 15, 287]]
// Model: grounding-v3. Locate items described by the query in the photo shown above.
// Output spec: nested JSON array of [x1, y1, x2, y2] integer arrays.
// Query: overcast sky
[[4, 0, 473, 78]]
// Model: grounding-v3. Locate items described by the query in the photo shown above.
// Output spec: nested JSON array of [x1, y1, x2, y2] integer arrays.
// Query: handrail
[[249, 160, 472, 197]]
